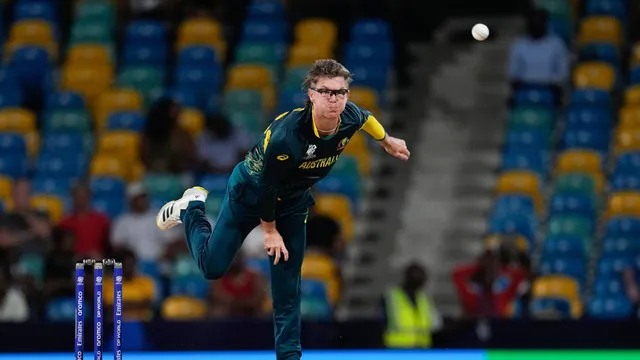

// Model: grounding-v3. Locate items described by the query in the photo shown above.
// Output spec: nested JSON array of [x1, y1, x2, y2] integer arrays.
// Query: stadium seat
[[570, 89, 612, 106], [605, 217, 640, 237], [177, 18, 225, 57], [555, 173, 598, 198], [542, 235, 587, 257], [288, 43, 333, 67], [123, 42, 167, 67], [226, 64, 272, 90], [532, 275, 580, 300], [235, 42, 280, 66], [588, 296, 633, 319], [43, 110, 92, 133], [606, 192, 640, 218], [66, 44, 111, 66], [178, 108, 205, 136], [0, 176, 12, 200], [314, 194, 354, 240], [170, 275, 209, 299], [69, 20, 111, 45], [495, 171, 542, 211], [30, 194, 64, 222], [556, 149, 602, 175], [223, 89, 264, 113], [75, 0, 115, 24], [161, 295, 207, 320], [0, 108, 36, 133], [90, 155, 129, 180], [95, 89, 143, 128], [294, 18, 338, 46], [143, 174, 184, 201], [105, 112, 145, 132], [92, 197, 125, 219], [350, 19, 391, 42], [46, 91, 86, 110], [625, 86, 640, 106], [62, 65, 113, 104], [9, 20, 55, 44], [349, 87, 379, 111], [572, 62, 615, 90], [578, 16, 623, 46], [178, 45, 218, 66], [301, 252, 340, 305], [539, 256, 587, 282], [547, 215, 593, 242], [91, 176, 126, 199], [97, 131, 140, 159], [199, 174, 229, 196], [126, 20, 166, 43], [594, 276, 625, 296]]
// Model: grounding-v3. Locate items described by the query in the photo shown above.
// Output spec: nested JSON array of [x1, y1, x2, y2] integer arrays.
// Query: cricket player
[[156, 59, 410, 359]]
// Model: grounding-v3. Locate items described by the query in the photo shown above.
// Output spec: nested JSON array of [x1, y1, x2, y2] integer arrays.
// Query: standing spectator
[[196, 115, 252, 174], [208, 252, 268, 318], [59, 182, 110, 259], [141, 98, 196, 176], [382, 263, 442, 349], [42, 228, 78, 303], [0, 265, 29, 322], [507, 9, 569, 104], [452, 250, 525, 318], [111, 182, 182, 262]]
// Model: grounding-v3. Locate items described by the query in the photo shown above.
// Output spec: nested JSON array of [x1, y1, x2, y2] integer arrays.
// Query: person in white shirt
[[0, 266, 29, 322], [196, 115, 252, 174], [111, 183, 182, 262]]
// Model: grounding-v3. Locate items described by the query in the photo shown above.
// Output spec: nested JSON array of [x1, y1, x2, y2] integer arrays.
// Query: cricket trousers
[[180, 163, 312, 360]]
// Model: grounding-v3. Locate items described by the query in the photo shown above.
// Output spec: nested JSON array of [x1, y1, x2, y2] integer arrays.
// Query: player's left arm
[[359, 110, 410, 161]]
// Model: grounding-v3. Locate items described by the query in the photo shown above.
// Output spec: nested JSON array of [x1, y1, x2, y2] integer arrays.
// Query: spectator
[[507, 9, 569, 104], [307, 214, 344, 260], [42, 228, 77, 302], [452, 250, 524, 318], [623, 267, 640, 318], [111, 182, 182, 262], [141, 98, 196, 176], [59, 182, 110, 259], [382, 262, 442, 349], [104, 248, 156, 321], [196, 115, 252, 174], [208, 252, 268, 318], [0, 265, 29, 322]]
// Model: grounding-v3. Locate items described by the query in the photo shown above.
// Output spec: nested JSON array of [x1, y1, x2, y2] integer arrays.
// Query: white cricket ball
[[472, 23, 489, 41]]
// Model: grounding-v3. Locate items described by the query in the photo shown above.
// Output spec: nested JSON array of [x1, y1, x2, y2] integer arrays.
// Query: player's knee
[[199, 262, 226, 280]]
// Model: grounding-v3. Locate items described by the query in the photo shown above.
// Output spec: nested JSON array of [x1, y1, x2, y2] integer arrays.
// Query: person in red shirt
[[58, 183, 110, 258], [452, 249, 524, 318], [208, 252, 268, 318]]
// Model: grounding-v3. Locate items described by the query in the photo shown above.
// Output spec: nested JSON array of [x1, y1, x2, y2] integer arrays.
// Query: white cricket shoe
[[156, 186, 208, 230]]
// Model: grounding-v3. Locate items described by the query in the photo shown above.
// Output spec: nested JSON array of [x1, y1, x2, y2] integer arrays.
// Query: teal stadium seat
[[69, 20, 112, 45], [142, 174, 184, 201], [223, 89, 264, 113], [43, 110, 92, 133], [75, 0, 116, 26]]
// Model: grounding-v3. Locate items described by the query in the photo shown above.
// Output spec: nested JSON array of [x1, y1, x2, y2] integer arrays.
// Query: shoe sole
[[156, 186, 209, 230]]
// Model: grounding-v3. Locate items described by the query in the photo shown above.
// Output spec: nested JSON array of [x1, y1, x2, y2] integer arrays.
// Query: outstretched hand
[[264, 230, 289, 265], [381, 136, 410, 161]]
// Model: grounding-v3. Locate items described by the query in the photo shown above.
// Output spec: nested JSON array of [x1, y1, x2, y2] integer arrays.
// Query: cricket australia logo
[[303, 144, 317, 159], [337, 137, 350, 151]]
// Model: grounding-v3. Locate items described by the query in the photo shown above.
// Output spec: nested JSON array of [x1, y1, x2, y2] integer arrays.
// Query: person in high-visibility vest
[[381, 263, 442, 348]]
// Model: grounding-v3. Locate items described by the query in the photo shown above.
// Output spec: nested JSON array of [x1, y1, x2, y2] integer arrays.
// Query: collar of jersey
[[311, 108, 341, 140]]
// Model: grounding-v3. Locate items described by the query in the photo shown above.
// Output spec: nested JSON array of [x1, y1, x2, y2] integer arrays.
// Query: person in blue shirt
[[156, 59, 409, 360]]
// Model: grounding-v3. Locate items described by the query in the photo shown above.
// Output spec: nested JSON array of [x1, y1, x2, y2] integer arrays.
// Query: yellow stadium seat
[[0, 109, 36, 133], [349, 87, 378, 111], [294, 18, 338, 46], [301, 252, 340, 305], [262, 85, 276, 111], [578, 16, 622, 46], [496, 171, 543, 212], [95, 89, 143, 129], [287, 43, 333, 67], [66, 45, 111, 66], [314, 194, 354, 240], [30, 195, 64, 223], [9, 20, 54, 45], [90, 155, 129, 179], [0, 176, 12, 200], [572, 62, 615, 91], [62, 65, 113, 105], [24, 132, 39, 158], [178, 108, 205, 136], [615, 128, 640, 155], [619, 106, 640, 129], [226, 65, 272, 90], [625, 86, 640, 106], [161, 296, 207, 320], [484, 234, 529, 252], [178, 18, 223, 44], [532, 275, 580, 300], [556, 150, 602, 175], [97, 131, 140, 159], [607, 192, 640, 218]]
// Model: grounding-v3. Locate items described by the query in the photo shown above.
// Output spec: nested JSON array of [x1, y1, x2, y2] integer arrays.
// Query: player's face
[[308, 77, 349, 121]]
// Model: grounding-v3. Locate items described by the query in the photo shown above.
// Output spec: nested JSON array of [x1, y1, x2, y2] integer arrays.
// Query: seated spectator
[[197, 115, 251, 174], [111, 182, 182, 262], [381, 262, 442, 348], [104, 249, 156, 321], [452, 249, 524, 318], [208, 252, 268, 318], [623, 267, 640, 318], [507, 9, 569, 105], [42, 228, 77, 302], [59, 182, 110, 259], [141, 98, 196, 176], [0, 264, 29, 322], [307, 214, 344, 261]]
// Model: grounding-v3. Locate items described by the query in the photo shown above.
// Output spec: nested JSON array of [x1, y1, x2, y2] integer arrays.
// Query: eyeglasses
[[311, 88, 349, 99]]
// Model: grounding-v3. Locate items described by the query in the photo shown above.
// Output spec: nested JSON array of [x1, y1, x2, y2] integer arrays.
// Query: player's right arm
[[257, 127, 295, 263]]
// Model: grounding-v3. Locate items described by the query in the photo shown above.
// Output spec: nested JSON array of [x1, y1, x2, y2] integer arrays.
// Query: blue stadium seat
[[247, 0, 285, 19], [602, 236, 640, 256], [570, 89, 612, 106], [542, 235, 587, 257], [9, 46, 52, 89], [564, 107, 612, 130], [178, 46, 218, 67], [35, 154, 89, 179], [199, 174, 229, 196], [348, 65, 388, 95], [501, 151, 547, 176], [163, 88, 200, 109], [0, 155, 28, 178], [344, 43, 394, 66], [588, 296, 633, 319], [46, 92, 86, 110], [611, 173, 640, 191], [91, 176, 126, 199], [246, 257, 270, 279], [549, 193, 595, 218], [539, 257, 586, 282], [351, 19, 391, 42], [493, 195, 536, 215], [585, 0, 626, 21], [175, 66, 223, 103], [46, 297, 78, 321], [615, 152, 640, 173], [139, 260, 160, 278], [301, 279, 329, 301], [597, 255, 634, 276], [0, 134, 28, 156], [630, 66, 640, 84], [505, 129, 550, 150], [593, 276, 625, 296], [14, 0, 57, 24], [170, 275, 209, 299], [126, 20, 166, 43], [548, 17, 572, 45], [489, 212, 537, 244], [105, 112, 145, 132], [0, 88, 23, 108], [276, 90, 306, 114], [530, 297, 572, 317], [315, 174, 360, 206], [0, 68, 21, 88], [513, 88, 556, 107], [41, 133, 92, 155], [605, 217, 640, 237], [92, 197, 126, 219], [578, 42, 620, 65], [242, 20, 287, 43], [561, 129, 609, 154], [123, 42, 167, 67], [31, 177, 73, 198]]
